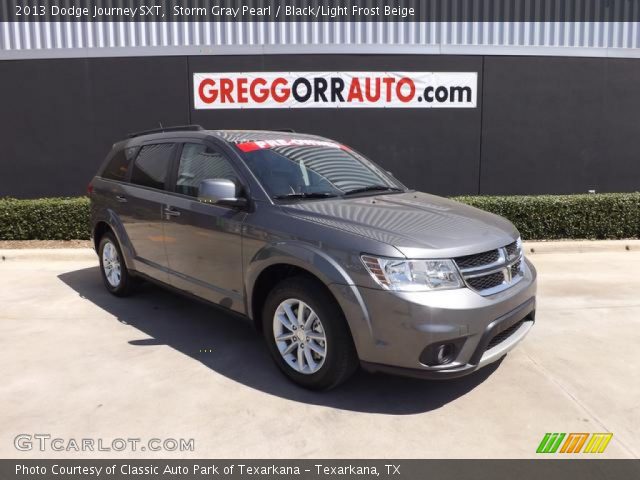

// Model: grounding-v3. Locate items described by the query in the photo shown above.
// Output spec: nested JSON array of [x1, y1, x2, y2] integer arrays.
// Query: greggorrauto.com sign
[[194, 72, 477, 109]]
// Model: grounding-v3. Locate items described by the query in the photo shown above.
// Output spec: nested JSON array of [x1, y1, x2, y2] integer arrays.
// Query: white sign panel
[[194, 72, 477, 109]]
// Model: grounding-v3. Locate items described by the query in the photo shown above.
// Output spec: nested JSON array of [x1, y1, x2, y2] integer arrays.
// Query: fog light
[[420, 339, 465, 367], [435, 344, 455, 365]]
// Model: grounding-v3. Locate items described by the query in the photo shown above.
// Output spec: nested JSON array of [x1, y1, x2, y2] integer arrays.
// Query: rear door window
[[175, 143, 238, 197], [130, 143, 176, 190]]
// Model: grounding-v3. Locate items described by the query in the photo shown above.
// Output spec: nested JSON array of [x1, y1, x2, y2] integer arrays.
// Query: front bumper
[[332, 258, 537, 379], [361, 298, 535, 379]]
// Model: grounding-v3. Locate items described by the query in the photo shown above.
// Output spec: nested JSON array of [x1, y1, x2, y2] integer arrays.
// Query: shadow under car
[[57, 266, 503, 414]]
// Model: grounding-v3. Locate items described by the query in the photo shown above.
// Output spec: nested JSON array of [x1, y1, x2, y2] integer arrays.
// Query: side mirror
[[198, 178, 247, 208]]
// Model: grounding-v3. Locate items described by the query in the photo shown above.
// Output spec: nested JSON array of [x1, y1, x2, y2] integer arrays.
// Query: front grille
[[510, 260, 522, 278], [486, 320, 525, 350], [454, 240, 524, 296], [455, 249, 500, 269], [467, 272, 505, 291], [505, 241, 520, 259]]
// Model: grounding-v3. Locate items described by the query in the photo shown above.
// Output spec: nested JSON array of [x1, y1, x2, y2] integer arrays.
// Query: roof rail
[[128, 124, 203, 138], [271, 128, 296, 133]]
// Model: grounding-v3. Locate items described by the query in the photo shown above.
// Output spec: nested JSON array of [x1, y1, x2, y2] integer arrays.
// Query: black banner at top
[[3, 0, 640, 22]]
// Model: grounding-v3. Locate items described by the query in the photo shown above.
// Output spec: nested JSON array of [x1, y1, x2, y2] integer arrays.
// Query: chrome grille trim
[[454, 249, 501, 270], [454, 240, 524, 296], [456, 248, 506, 275], [505, 241, 520, 261]]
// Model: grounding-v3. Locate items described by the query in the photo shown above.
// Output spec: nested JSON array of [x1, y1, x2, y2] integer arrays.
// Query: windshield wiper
[[342, 185, 404, 196], [273, 192, 339, 200]]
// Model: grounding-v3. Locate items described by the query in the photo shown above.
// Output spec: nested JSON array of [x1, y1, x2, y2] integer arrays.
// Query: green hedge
[[0, 197, 90, 240], [455, 193, 640, 240], [0, 193, 638, 241]]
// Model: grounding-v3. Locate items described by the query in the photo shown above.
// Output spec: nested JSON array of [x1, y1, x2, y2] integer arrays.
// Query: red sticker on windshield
[[236, 139, 345, 152]]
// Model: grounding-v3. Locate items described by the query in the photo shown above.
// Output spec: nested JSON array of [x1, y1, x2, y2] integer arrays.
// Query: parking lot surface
[[1, 243, 639, 458]]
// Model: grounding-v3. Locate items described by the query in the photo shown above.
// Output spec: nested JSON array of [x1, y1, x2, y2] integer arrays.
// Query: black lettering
[[331, 77, 345, 102], [292, 78, 312, 102], [314, 77, 328, 102], [435, 86, 448, 102], [450, 86, 472, 103], [424, 86, 434, 102]]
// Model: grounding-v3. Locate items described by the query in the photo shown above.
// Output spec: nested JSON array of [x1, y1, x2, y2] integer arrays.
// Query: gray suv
[[89, 125, 536, 390]]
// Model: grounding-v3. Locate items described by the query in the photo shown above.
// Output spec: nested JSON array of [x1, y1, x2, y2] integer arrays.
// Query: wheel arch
[[250, 263, 330, 333], [245, 242, 372, 356], [92, 221, 111, 251], [91, 213, 135, 270]]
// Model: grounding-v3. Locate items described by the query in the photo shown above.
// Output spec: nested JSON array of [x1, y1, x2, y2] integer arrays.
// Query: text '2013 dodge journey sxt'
[[89, 125, 537, 390]]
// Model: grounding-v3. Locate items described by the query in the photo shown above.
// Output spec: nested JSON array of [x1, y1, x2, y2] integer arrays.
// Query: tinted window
[[102, 147, 137, 182], [176, 143, 237, 197], [130, 144, 175, 190]]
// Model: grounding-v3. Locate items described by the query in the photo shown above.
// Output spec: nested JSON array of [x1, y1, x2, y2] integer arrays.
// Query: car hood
[[281, 191, 519, 258]]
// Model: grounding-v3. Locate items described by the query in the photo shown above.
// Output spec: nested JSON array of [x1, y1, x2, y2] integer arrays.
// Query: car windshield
[[236, 139, 405, 200]]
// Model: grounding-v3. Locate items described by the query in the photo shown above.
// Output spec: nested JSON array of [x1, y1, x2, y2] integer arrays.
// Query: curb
[[523, 240, 640, 254], [0, 248, 96, 262]]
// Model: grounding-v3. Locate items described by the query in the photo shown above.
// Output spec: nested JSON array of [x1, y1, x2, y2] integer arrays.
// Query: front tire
[[98, 231, 135, 297], [262, 277, 358, 390]]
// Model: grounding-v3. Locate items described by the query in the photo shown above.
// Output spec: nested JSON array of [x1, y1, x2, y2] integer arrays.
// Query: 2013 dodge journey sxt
[[89, 125, 537, 390]]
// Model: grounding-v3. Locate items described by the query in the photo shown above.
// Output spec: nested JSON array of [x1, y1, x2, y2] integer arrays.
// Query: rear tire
[[262, 276, 359, 390], [98, 231, 135, 297]]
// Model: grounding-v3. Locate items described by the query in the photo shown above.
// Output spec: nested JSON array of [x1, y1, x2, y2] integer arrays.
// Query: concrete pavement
[[0, 243, 638, 458]]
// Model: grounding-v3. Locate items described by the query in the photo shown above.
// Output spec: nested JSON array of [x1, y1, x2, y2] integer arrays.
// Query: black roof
[[122, 127, 327, 147]]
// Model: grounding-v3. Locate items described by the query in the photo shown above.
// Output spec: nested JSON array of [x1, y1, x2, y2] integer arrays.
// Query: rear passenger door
[[118, 142, 177, 283], [162, 142, 247, 313]]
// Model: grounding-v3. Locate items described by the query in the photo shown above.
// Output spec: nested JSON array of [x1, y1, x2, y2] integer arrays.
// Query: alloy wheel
[[273, 298, 327, 374], [102, 241, 122, 288]]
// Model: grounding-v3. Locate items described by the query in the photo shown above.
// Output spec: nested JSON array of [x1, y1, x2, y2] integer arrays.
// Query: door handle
[[115, 195, 128, 203], [164, 206, 181, 217]]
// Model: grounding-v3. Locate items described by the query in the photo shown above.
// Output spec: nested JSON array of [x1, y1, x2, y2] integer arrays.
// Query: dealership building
[[2, 1, 640, 198]]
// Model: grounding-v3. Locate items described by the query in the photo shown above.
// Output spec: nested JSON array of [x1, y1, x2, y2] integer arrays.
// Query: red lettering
[[198, 74, 422, 107], [347, 78, 364, 102], [198, 79, 217, 104], [396, 77, 415, 103], [236, 139, 342, 152], [236, 142, 260, 152], [364, 78, 381, 102], [271, 77, 290, 103], [382, 78, 396, 102], [237, 78, 248, 103], [219, 78, 234, 103], [250, 78, 269, 103]]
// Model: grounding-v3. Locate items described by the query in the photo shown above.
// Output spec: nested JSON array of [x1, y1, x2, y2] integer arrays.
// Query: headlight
[[361, 255, 463, 292]]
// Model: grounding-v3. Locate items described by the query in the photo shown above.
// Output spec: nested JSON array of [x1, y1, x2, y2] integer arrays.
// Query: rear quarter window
[[101, 147, 138, 182]]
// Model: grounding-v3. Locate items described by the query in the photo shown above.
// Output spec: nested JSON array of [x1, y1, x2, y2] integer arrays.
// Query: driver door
[[162, 142, 247, 313]]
